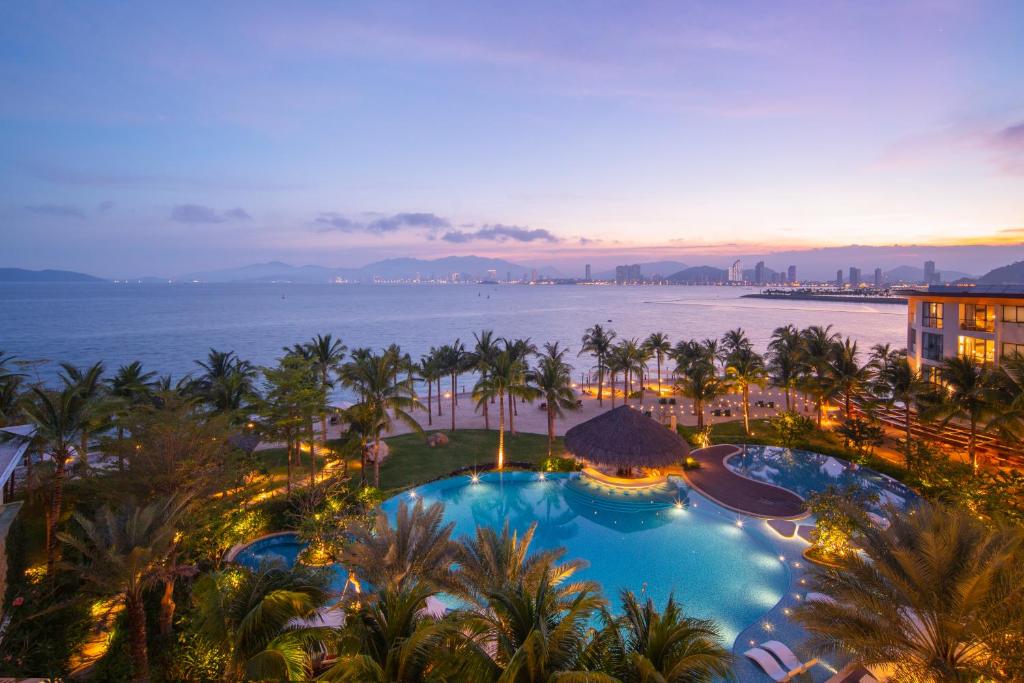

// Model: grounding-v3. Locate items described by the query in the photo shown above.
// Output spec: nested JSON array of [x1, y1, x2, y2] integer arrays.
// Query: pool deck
[[684, 444, 807, 519]]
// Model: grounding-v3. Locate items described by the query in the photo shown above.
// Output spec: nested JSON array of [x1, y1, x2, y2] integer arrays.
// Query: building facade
[[904, 285, 1024, 381], [787, 265, 797, 283]]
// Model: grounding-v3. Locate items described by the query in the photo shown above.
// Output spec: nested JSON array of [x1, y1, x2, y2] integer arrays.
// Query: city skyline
[[1, 2, 1023, 276]]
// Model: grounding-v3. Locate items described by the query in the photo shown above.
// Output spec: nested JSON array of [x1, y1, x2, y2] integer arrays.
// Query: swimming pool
[[234, 532, 349, 592], [725, 445, 916, 511], [382, 471, 790, 645]]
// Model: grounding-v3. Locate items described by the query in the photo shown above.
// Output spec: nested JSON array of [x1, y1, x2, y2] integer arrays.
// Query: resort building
[[904, 285, 1024, 380]]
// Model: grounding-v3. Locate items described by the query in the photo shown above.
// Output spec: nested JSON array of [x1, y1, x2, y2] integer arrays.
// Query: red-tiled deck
[[684, 444, 807, 519]]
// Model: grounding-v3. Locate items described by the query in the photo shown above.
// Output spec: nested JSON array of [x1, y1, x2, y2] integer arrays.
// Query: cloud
[[441, 224, 560, 243], [991, 120, 1024, 175], [170, 204, 252, 223], [26, 162, 304, 191], [314, 211, 449, 234], [24, 204, 86, 219], [880, 117, 1024, 176]]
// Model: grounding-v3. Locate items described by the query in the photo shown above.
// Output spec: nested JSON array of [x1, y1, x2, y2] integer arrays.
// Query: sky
[[1, 1, 1023, 278]]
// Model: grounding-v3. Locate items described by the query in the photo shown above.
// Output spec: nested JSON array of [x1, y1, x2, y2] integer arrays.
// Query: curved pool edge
[[224, 530, 298, 564]]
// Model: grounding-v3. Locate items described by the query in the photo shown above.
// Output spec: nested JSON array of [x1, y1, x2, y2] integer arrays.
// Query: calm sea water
[[1, 283, 904, 388]]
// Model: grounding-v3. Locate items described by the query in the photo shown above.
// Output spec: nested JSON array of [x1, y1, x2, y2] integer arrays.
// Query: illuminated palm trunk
[[498, 391, 506, 469]]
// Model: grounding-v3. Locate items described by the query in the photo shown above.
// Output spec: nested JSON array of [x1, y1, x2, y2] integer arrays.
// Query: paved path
[[684, 444, 807, 519]]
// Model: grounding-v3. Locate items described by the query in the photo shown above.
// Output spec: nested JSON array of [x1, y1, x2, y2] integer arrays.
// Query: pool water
[[383, 472, 789, 645], [726, 445, 916, 511], [234, 534, 349, 592]]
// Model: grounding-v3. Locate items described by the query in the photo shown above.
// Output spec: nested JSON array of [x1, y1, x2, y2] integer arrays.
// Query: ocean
[[1, 283, 905, 388]]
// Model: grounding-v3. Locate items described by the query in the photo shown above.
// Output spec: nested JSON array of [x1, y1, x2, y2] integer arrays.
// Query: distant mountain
[[593, 261, 688, 280], [666, 266, 728, 283], [977, 260, 1024, 285], [884, 265, 974, 284], [0, 267, 104, 283], [178, 256, 554, 283]]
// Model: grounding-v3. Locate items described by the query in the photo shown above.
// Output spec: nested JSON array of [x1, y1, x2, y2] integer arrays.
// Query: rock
[[427, 432, 449, 448]]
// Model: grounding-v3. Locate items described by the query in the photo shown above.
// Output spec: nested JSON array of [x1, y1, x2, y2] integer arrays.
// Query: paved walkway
[[684, 444, 807, 519]]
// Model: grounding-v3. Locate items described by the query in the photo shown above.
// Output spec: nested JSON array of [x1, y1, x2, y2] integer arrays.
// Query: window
[[960, 304, 995, 332], [1003, 305, 1024, 324], [908, 327, 916, 353], [922, 332, 943, 361], [922, 301, 943, 329], [921, 364, 941, 386], [1003, 342, 1024, 361], [958, 336, 995, 364]]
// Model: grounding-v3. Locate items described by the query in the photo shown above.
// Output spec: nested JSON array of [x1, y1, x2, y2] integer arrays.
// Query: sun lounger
[[744, 647, 791, 682], [761, 640, 817, 673]]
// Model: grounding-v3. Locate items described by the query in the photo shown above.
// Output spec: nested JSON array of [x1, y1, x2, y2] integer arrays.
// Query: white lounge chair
[[761, 640, 818, 674], [744, 647, 791, 682]]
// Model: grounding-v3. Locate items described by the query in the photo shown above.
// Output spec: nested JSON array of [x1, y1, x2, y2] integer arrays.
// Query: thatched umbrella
[[564, 405, 689, 470]]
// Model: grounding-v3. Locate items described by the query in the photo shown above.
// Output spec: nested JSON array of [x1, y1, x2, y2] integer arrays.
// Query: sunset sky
[[1, 1, 1022, 276]]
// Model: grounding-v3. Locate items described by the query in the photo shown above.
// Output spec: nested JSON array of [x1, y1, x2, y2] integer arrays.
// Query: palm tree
[[594, 589, 733, 682], [725, 346, 767, 435], [794, 502, 1024, 682], [437, 341, 468, 432], [58, 496, 188, 682], [675, 360, 724, 431], [417, 353, 439, 428], [108, 361, 157, 469], [192, 562, 334, 681], [453, 521, 587, 611], [873, 350, 928, 463], [59, 361, 108, 464], [305, 333, 347, 446], [767, 324, 802, 411], [721, 327, 752, 359], [343, 499, 457, 592], [799, 325, 841, 426], [473, 350, 536, 468], [504, 337, 538, 419], [339, 351, 424, 488], [616, 338, 646, 402], [321, 581, 458, 682], [580, 324, 616, 406], [472, 330, 501, 430], [528, 342, 579, 456], [919, 356, 1004, 471], [21, 385, 88, 573], [194, 349, 257, 418], [828, 337, 871, 422], [643, 332, 672, 395], [462, 564, 606, 681]]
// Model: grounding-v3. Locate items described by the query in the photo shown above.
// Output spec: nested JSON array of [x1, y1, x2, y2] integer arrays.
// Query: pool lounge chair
[[761, 641, 818, 674], [744, 647, 792, 682], [745, 643, 818, 682]]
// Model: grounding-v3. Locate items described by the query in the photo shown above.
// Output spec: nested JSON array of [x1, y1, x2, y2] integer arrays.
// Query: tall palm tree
[[472, 330, 501, 430], [593, 589, 733, 682], [720, 327, 752, 359], [437, 341, 468, 432], [919, 356, 1004, 471], [305, 333, 347, 445], [21, 385, 88, 573], [58, 496, 188, 682], [339, 351, 424, 487], [108, 361, 157, 468], [59, 361, 108, 464], [417, 353, 440, 428], [194, 349, 257, 418], [643, 332, 672, 395], [767, 324, 802, 411], [725, 346, 767, 435], [794, 502, 1024, 682], [616, 338, 646, 402], [827, 337, 871, 422], [472, 350, 536, 468], [580, 324, 616, 406], [799, 325, 841, 426], [343, 499, 457, 592], [504, 337, 538, 420], [528, 342, 579, 456], [321, 581, 459, 682], [675, 360, 724, 431], [873, 350, 928, 463], [192, 562, 334, 682]]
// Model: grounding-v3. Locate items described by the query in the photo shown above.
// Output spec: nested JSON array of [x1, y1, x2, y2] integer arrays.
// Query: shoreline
[[742, 292, 907, 305]]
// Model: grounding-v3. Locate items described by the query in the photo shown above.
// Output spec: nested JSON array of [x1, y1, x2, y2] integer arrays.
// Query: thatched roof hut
[[564, 405, 689, 470]]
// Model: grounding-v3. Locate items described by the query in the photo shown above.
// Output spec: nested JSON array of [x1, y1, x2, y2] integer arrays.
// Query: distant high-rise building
[[506, 271, 511, 283], [787, 265, 797, 283], [585, 264, 592, 281], [874, 267, 883, 286], [728, 259, 742, 282], [530, 268, 538, 283], [924, 260, 937, 284], [451, 272, 460, 283], [836, 269, 843, 286], [615, 264, 642, 284], [486, 269, 497, 281], [754, 261, 766, 285], [849, 267, 861, 287]]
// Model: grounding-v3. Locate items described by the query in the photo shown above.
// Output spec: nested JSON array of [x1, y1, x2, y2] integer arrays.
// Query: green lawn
[[376, 430, 563, 491]]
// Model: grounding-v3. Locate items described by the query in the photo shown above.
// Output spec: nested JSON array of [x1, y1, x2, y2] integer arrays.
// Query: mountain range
[[0, 268, 105, 283]]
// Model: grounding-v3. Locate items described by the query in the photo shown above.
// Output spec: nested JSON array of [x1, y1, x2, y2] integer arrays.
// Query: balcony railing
[[960, 319, 995, 333]]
